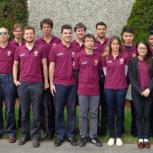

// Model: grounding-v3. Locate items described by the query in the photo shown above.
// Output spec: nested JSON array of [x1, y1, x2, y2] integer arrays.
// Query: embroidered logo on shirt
[[7, 50, 11, 56], [72, 52, 75, 57], [132, 53, 136, 57], [94, 59, 98, 66], [93, 46, 98, 49], [53, 43, 57, 47], [81, 61, 88, 65], [106, 60, 113, 63], [57, 52, 64, 56], [19, 53, 26, 57], [119, 58, 124, 64], [34, 50, 39, 56]]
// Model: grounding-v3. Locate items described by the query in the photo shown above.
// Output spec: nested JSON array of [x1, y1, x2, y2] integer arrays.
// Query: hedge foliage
[[127, 0, 153, 42], [0, 0, 28, 37]]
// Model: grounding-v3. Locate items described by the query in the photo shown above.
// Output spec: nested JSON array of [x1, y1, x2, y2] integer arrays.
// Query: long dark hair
[[103, 36, 122, 58], [136, 42, 153, 77]]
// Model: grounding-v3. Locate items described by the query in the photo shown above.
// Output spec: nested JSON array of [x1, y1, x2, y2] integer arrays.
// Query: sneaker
[[107, 138, 115, 146], [67, 137, 77, 146], [79, 136, 88, 147], [116, 138, 123, 146], [54, 138, 64, 147], [9, 136, 16, 143], [90, 137, 103, 147], [18, 136, 28, 145], [32, 139, 40, 148]]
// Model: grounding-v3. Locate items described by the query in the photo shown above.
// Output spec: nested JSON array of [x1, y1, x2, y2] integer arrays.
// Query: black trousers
[[132, 91, 153, 139]]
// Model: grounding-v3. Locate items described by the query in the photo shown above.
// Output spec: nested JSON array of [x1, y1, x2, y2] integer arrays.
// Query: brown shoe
[[137, 142, 144, 149], [9, 136, 16, 143], [144, 142, 151, 149]]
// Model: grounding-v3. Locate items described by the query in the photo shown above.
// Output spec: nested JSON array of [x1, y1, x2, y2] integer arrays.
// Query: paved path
[[0, 140, 153, 153]]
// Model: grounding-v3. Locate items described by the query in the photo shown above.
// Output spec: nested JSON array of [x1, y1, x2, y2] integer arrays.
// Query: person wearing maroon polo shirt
[[148, 30, 153, 136], [0, 27, 16, 143], [148, 30, 153, 56], [121, 26, 137, 137], [10, 23, 24, 48], [49, 24, 77, 147], [73, 34, 102, 147], [36, 18, 60, 139], [13, 26, 49, 148], [128, 42, 153, 149], [94, 21, 109, 136], [11, 23, 24, 129], [72, 22, 86, 53], [103, 36, 128, 146]]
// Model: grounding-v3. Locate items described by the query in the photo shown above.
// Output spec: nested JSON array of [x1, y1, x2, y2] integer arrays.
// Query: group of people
[[0, 18, 153, 150]]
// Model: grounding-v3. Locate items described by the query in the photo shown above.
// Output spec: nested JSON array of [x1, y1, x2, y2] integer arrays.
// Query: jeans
[[17, 82, 43, 140], [0, 74, 16, 136], [53, 84, 77, 139], [79, 95, 100, 138], [104, 89, 127, 138]]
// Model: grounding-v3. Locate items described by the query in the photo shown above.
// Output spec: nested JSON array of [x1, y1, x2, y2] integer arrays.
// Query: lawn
[[1, 100, 153, 143]]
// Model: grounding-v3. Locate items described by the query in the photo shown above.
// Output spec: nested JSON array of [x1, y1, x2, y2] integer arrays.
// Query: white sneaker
[[116, 138, 123, 146], [107, 138, 115, 146]]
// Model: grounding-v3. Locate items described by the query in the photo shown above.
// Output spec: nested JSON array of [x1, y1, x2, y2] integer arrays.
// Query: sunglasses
[[0, 32, 8, 35]]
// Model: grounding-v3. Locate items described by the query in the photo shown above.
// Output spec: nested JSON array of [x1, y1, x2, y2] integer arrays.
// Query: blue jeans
[[104, 89, 127, 138], [17, 82, 43, 140], [0, 74, 16, 136], [54, 84, 77, 139]]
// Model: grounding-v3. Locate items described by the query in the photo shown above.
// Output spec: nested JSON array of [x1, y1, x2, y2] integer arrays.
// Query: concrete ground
[[0, 140, 153, 153]]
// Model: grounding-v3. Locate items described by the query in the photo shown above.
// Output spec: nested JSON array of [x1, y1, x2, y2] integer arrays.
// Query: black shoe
[[90, 137, 103, 147], [18, 136, 28, 145], [32, 139, 40, 148], [79, 136, 88, 147], [0, 134, 3, 139], [55, 138, 64, 147], [67, 137, 77, 146]]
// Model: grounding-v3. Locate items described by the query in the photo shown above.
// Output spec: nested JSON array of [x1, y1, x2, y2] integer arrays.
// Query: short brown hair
[[24, 26, 35, 34], [13, 23, 23, 31], [74, 22, 86, 32], [40, 18, 53, 29]]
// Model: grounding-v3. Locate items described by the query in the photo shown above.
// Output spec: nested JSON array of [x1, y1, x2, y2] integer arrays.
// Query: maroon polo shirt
[[103, 52, 128, 89], [71, 40, 84, 53], [0, 42, 15, 74], [122, 45, 137, 63], [94, 37, 109, 54], [138, 59, 150, 91], [14, 44, 47, 83], [35, 35, 61, 59], [74, 51, 102, 96], [49, 42, 77, 85], [150, 47, 153, 56], [10, 39, 24, 49]]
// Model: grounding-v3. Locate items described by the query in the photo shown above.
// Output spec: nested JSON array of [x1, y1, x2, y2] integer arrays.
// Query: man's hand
[[50, 84, 56, 96], [14, 80, 21, 86]]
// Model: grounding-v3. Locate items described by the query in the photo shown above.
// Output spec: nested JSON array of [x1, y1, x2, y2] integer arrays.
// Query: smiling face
[[111, 39, 120, 53], [0, 27, 9, 43], [137, 43, 148, 58], [61, 29, 72, 44], [24, 29, 35, 43], [84, 37, 95, 50], [75, 28, 86, 39]]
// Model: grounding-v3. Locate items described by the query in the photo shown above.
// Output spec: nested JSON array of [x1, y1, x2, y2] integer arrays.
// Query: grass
[[1, 101, 153, 143]]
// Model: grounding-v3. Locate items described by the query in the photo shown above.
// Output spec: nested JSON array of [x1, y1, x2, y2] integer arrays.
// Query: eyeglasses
[[138, 47, 147, 50], [0, 32, 8, 35]]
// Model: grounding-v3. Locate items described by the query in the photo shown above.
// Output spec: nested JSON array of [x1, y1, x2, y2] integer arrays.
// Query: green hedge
[[127, 0, 153, 42], [0, 0, 28, 37]]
